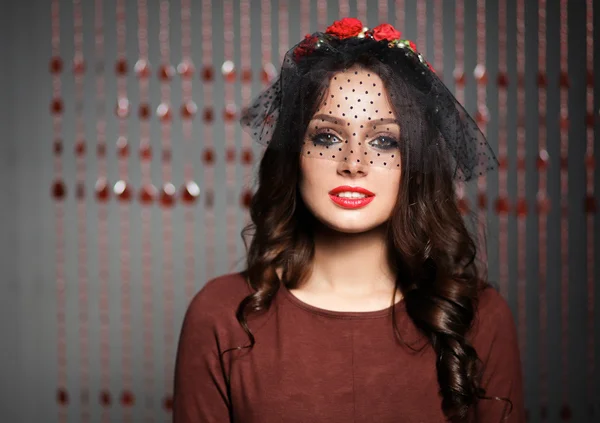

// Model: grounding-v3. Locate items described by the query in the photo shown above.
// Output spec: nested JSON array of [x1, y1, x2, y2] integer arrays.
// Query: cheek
[[299, 157, 332, 193], [298, 159, 316, 205], [374, 170, 401, 204]]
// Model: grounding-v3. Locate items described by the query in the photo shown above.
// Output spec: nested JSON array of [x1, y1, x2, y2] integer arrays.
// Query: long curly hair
[[226, 49, 512, 421]]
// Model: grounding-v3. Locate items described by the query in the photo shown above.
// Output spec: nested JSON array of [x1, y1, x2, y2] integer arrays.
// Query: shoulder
[[475, 284, 513, 324], [469, 284, 518, 356], [194, 271, 253, 306], [182, 272, 253, 330]]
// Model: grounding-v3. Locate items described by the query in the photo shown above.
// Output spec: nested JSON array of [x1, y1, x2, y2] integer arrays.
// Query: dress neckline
[[278, 279, 405, 319]]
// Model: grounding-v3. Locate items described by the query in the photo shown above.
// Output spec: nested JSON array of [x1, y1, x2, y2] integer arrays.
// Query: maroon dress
[[173, 272, 525, 423]]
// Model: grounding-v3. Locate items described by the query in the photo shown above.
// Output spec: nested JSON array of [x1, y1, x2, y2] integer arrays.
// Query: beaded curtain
[[0, 1, 597, 423]]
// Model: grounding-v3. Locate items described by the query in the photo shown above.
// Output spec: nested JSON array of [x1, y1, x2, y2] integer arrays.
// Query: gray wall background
[[1, 0, 599, 422]]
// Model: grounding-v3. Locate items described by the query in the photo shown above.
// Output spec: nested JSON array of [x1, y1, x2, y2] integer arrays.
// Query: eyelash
[[309, 130, 400, 150]]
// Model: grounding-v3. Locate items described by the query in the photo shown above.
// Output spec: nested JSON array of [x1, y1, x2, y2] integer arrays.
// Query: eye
[[310, 131, 342, 147], [369, 135, 399, 150]]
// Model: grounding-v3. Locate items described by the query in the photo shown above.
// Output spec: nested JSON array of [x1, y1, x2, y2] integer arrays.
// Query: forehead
[[314, 67, 396, 122]]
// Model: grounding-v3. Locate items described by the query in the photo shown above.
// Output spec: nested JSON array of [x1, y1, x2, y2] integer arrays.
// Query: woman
[[173, 18, 525, 423]]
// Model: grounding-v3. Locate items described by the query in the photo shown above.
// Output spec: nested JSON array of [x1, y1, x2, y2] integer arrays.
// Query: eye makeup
[[308, 128, 400, 151]]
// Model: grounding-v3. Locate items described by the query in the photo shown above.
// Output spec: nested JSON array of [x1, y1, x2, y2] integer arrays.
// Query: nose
[[337, 144, 368, 177]]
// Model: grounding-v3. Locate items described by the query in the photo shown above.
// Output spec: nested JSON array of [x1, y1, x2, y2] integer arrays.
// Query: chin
[[328, 224, 378, 234], [315, 208, 387, 234]]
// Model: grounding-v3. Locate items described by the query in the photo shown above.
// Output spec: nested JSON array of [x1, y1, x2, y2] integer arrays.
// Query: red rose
[[371, 23, 401, 41], [293, 34, 319, 61], [408, 40, 417, 51], [325, 17, 363, 39]]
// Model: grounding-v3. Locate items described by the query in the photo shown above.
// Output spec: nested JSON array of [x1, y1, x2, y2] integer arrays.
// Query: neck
[[306, 222, 397, 296]]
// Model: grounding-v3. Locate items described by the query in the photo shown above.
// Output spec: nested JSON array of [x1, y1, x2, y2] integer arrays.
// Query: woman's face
[[299, 67, 402, 234]]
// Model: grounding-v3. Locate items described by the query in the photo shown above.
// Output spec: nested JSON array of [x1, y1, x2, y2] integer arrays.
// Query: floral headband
[[292, 17, 435, 73]]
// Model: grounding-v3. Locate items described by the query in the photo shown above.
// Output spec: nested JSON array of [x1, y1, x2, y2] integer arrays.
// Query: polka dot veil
[[240, 22, 499, 182]]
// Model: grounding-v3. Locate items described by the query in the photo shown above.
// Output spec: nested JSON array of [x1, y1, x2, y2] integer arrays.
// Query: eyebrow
[[311, 113, 399, 127]]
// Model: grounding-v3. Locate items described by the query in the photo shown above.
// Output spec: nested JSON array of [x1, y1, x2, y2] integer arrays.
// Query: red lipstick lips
[[328, 185, 375, 209]]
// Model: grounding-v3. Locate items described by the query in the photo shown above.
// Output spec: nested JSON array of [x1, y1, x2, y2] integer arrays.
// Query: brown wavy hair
[[225, 54, 512, 421]]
